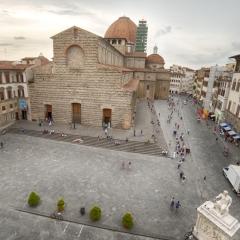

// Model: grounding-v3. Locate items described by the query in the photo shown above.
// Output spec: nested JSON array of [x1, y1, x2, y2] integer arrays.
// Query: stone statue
[[213, 190, 232, 216]]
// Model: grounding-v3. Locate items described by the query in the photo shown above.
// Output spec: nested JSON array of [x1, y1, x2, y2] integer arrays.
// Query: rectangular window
[[236, 82, 240, 92], [5, 72, 10, 83], [0, 91, 4, 100], [2, 106, 6, 111], [228, 101, 232, 111], [236, 105, 240, 118], [10, 104, 13, 109], [7, 90, 12, 99], [232, 81, 236, 90]]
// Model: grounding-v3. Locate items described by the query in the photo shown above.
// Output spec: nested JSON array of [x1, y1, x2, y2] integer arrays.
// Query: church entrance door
[[102, 108, 112, 127], [45, 104, 52, 121], [72, 103, 81, 124]]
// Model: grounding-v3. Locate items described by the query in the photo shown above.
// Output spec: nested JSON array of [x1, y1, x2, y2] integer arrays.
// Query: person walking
[[170, 197, 175, 209], [203, 176, 206, 182], [175, 201, 181, 211], [133, 129, 136, 137], [187, 129, 190, 135], [0, 142, 3, 149]]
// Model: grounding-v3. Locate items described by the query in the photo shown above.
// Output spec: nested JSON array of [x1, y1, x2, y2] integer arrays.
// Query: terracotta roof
[[122, 78, 139, 92], [104, 16, 137, 43], [0, 61, 31, 70], [147, 54, 165, 65], [230, 54, 240, 60]]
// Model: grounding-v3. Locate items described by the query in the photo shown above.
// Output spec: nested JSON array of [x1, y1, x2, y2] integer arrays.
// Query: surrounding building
[[135, 19, 148, 52], [169, 65, 195, 94], [214, 67, 233, 122], [0, 55, 50, 128], [203, 65, 225, 112], [195, 67, 210, 104], [28, 17, 170, 129], [225, 55, 240, 131], [0, 61, 29, 128]]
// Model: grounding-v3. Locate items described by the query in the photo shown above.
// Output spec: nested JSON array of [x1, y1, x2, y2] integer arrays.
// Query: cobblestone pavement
[[0, 132, 197, 240], [155, 96, 240, 239], [0, 97, 239, 239]]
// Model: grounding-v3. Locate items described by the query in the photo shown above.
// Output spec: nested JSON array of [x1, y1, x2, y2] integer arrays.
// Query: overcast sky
[[0, 0, 239, 69]]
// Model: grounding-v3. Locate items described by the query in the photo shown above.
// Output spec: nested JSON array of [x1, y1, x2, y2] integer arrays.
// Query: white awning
[[233, 135, 240, 140], [220, 122, 228, 127], [228, 130, 237, 136], [223, 126, 231, 131]]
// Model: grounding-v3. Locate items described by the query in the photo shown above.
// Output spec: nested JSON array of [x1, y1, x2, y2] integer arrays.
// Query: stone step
[[9, 128, 163, 157]]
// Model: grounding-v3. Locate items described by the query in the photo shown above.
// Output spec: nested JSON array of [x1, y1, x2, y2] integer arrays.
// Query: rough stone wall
[[125, 57, 145, 68], [29, 27, 134, 129]]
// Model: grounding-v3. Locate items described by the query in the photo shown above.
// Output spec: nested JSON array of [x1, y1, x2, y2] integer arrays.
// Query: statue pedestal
[[193, 201, 240, 240]]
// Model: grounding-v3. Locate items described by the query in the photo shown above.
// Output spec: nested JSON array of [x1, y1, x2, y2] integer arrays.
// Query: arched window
[[66, 45, 84, 69]]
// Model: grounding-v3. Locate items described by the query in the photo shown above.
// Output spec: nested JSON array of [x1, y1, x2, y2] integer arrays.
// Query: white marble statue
[[213, 190, 232, 216]]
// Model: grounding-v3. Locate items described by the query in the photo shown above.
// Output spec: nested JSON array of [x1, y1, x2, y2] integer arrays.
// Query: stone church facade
[[29, 17, 170, 129]]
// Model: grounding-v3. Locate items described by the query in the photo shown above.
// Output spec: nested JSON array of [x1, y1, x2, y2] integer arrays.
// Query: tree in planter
[[122, 212, 134, 229], [57, 198, 65, 212], [28, 192, 40, 207], [89, 206, 101, 221]]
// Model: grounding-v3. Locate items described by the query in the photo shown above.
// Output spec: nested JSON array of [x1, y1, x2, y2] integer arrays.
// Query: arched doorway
[[45, 104, 52, 121], [72, 103, 81, 123], [102, 108, 112, 127]]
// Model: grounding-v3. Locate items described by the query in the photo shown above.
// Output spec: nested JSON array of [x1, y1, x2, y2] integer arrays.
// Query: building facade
[[29, 17, 170, 129], [169, 65, 195, 94], [0, 61, 29, 128], [225, 55, 240, 131]]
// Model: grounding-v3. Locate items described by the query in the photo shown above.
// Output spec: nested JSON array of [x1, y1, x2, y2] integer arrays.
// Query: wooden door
[[103, 108, 112, 126], [72, 103, 81, 123]]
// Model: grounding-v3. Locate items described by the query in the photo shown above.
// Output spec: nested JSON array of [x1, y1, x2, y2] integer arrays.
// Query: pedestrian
[[204, 176, 206, 181], [170, 197, 175, 209], [141, 129, 143, 135], [121, 161, 125, 169], [187, 129, 190, 135], [126, 137, 128, 143], [128, 161, 132, 169], [173, 151, 176, 159], [180, 171, 184, 179], [182, 175, 186, 183], [0, 142, 3, 149], [177, 163, 181, 169], [133, 129, 136, 137], [175, 201, 181, 211], [216, 137, 218, 141]]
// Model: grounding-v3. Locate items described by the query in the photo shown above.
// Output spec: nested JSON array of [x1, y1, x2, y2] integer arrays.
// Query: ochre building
[[29, 16, 170, 129]]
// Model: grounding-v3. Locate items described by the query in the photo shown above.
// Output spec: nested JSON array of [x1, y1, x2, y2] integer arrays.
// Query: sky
[[0, 0, 240, 69]]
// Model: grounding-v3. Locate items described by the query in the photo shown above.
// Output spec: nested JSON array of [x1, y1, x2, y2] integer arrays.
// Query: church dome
[[147, 54, 165, 65], [104, 16, 137, 43]]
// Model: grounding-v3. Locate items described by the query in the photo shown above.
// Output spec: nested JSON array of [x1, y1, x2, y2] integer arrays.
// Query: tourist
[[175, 201, 181, 211], [170, 197, 175, 209], [187, 129, 190, 135], [141, 129, 143, 135], [204, 176, 206, 181], [134, 129, 136, 137], [128, 161, 132, 169], [0, 142, 3, 149]]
